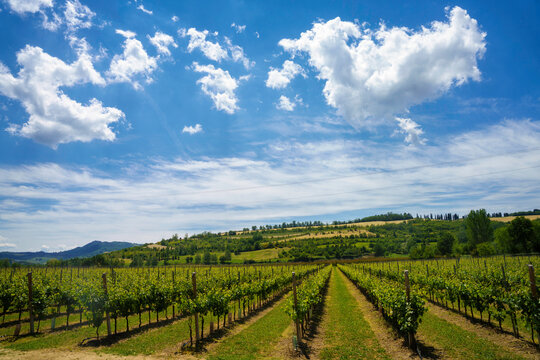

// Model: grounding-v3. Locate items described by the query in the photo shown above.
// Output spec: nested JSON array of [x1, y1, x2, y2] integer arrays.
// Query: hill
[[0, 240, 138, 264]]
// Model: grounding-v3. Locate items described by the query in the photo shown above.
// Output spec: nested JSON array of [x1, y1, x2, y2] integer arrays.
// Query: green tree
[[373, 242, 385, 257], [465, 209, 493, 252], [494, 226, 511, 253], [476, 242, 494, 256], [203, 250, 211, 264], [507, 216, 536, 253], [437, 232, 455, 256], [219, 250, 231, 264]]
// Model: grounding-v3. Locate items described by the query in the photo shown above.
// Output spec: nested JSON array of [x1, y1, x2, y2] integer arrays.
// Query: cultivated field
[[0, 255, 538, 359]]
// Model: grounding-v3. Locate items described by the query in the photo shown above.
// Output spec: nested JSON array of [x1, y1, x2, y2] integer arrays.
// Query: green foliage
[[361, 255, 540, 342], [285, 266, 331, 322], [465, 209, 493, 252], [507, 216, 538, 253], [340, 265, 426, 335], [78, 281, 106, 336], [437, 232, 455, 256], [476, 242, 494, 256]]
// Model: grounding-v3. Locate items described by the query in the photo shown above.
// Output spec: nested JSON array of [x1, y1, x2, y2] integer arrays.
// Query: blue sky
[[0, 0, 539, 251]]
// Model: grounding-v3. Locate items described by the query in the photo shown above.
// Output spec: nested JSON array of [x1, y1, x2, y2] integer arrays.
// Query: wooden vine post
[[528, 264, 538, 299], [102, 273, 111, 337], [404, 270, 415, 349], [192, 272, 199, 344], [27, 272, 34, 335], [292, 272, 301, 350]]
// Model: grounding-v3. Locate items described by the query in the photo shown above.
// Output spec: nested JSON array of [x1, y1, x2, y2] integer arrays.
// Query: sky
[[0, 0, 539, 251]]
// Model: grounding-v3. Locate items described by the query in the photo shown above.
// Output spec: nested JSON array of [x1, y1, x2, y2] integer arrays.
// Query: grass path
[[426, 303, 539, 359], [339, 269, 420, 360], [99, 316, 190, 356], [205, 294, 292, 360], [417, 310, 527, 360], [318, 268, 390, 360], [2, 307, 179, 352]]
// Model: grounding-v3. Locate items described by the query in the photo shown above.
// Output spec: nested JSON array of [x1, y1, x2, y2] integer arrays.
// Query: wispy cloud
[[137, 4, 153, 15], [148, 31, 178, 56], [231, 23, 246, 33], [179, 27, 254, 69], [0, 235, 16, 248], [1, 119, 538, 250], [395, 117, 426, 145]]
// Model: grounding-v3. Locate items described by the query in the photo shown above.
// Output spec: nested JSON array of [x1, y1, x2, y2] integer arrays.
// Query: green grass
[[207, 295, 291, 360], [432, 299, 533, 343], [5, 320, 102, 351], [319, 269, 390, 360], [3, 307, 175, 352], [418, 310, 525, 360], [99, 316, 190, 356]]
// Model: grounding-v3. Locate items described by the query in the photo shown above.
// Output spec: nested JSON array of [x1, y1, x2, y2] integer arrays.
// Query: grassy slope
[[319, 269, 390, 360]]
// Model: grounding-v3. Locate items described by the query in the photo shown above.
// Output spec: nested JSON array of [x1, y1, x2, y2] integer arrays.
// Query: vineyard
[[0, 256, 538, 359]]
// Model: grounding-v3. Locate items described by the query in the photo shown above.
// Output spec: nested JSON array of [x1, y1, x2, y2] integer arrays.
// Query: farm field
[[0, 255, 538, 359]]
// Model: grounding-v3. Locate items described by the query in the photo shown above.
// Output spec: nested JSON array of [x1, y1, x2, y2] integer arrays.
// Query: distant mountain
[[0, 240, 138, 264]]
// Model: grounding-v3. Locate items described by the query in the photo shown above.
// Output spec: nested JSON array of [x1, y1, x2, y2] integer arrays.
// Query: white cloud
[[64, 0, 95, 33], [67, 35, 91, 57], [182, 123, 203, 134], [395, 117, 426, 145], [107, 30, 158, 89], [180, 27, 228, 62], [137, 4, 152, 15], [1, 119, 538, 251], [0, 235, 15, 248], [255, 32, 260, 39], [180, 27, 254, 68], [192, 62, 239, 114], [279, 7, 486, 130], [0, 45, 124, 148], [231, 23, 246, 33], [276, 95, 295, 111], [115, 29, 136, 39], [224, 37, 254, 69], [266, 60, 304, 89], [41, 11, 62, 31], [5, 0, 61, 31], [171, 15, 179, 22], [148, 31, 177, 56], [5, 0, 52, 14]]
